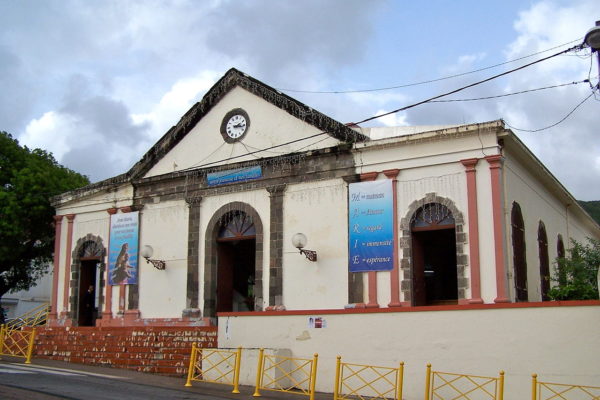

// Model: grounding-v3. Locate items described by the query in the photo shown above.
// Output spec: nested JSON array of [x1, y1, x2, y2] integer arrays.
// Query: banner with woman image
[[108, 212, 139, 285]]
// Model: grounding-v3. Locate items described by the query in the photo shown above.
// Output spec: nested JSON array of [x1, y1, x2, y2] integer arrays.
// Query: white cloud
[[131, 70, 220, 140], [21, 111, 75, 160], [373, 110, 408, 128]]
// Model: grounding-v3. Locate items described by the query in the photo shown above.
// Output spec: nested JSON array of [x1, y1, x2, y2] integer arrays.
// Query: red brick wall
[[34, 326, 218, 375]]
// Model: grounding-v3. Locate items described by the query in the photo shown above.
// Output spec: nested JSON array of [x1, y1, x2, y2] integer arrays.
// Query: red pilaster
[[49, 215, 64, 324], [360, 171, 380, 308], [383, 169, 402, 307], [485, 155, 510, 303], [461, 159, 484, 304], [102, 207, 118, 323], [60, 214, 76, 319]]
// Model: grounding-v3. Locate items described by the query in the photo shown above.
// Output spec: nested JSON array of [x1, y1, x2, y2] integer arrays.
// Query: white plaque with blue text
[[348, 180, 393, 272]]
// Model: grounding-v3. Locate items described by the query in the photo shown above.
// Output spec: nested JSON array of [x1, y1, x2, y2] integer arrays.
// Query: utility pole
[[584, 21, 600, 91]]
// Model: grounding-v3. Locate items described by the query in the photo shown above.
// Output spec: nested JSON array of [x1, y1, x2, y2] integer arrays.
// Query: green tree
[[548, 238, 600, 300], [0, 131, 89, 301]]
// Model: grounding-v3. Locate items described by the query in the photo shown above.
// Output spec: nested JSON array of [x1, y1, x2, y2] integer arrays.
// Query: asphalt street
[[0, 357, 324, 400]]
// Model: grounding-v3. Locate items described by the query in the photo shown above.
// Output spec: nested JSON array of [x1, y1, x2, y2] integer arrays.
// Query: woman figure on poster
[[111, 243, 133, 284]]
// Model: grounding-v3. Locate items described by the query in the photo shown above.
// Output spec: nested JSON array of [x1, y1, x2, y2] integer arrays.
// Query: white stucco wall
[[138, 200, 189, 318], [218, 304, 600, 400], [282, 179, 349, 310]]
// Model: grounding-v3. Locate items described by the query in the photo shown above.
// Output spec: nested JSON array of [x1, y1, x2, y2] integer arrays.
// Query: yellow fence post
[[253, 348, 264, 397], [232, 346, 241, 394], [531, 373, 537, 400], [396, 361, 404, 400], [25, 328, 36, 364], [333, 356, 341, 400], [498, 370, 505, 400], [424, 363, 432, 400], [308, 353, 318, 400], [185, 343, 198, 387], [0, 325, 5, 355]]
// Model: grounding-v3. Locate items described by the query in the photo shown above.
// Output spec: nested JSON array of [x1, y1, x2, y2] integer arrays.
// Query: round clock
[[220, 108, 250, 143]]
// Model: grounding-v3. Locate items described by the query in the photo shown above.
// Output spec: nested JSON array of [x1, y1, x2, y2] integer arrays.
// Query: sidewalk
[[5, 357, 331, 400]]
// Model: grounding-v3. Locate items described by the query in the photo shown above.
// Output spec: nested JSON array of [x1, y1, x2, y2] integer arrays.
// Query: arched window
[[538, 221, 550, 301], [557, 234, 566, 286], [511, 202, 528, 302], [217, 211, 256, 240]]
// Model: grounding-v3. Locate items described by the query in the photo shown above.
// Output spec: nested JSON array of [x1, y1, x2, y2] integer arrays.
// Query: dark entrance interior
[[412, 229, 458, 306], [410, 203, 458, 306], [78, 259, 98, 326], [215, 211, 256, 313]]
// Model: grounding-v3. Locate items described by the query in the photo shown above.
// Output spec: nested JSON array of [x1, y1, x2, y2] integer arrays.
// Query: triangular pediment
[[129, 68, 368, 179]]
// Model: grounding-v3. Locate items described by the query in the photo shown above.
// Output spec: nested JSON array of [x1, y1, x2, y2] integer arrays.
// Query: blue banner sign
[[207, 166, 262, 186], [348, 180, 394, 272], [108, 212, 139, 285]]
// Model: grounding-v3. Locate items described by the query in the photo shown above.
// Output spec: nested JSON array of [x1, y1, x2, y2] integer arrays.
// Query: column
[[485, 155, 510, 303], [343, 174, 364, 306], [49, 215, 64, 324], [102, 207, 118, 324], [360, 172, 380, 308], [267, 184, 286, 309], [383, 169, 402, 307], [461, 158, 484, 304], [183, 196, 202, 318], [60, 214, 76, 320]]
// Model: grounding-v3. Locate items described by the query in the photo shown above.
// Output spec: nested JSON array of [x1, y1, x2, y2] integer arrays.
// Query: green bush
[[548, 238, 599, 300]]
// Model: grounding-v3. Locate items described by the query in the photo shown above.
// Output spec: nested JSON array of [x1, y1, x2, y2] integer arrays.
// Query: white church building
[[48, 68, 600, 398]]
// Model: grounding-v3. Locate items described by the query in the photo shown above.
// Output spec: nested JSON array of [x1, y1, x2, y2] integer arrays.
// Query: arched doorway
[[216, 211, 256, 312], [538, 221, 550, 301], [511, 202, 528, 302], [410, 202, 458, 306], [70, 235, 105, 326], [204, 202, 264, 321]]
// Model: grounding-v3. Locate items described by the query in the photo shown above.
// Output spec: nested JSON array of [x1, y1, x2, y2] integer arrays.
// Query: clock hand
[[233, 123, 245, 128]]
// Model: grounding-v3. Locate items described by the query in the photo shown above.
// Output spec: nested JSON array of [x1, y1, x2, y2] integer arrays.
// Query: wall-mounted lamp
[[291, 233, 317, 262], [140, 245, 166, 270]]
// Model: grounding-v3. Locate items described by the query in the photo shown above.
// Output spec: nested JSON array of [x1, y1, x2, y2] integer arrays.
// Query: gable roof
[[127, 68, 369, 179]]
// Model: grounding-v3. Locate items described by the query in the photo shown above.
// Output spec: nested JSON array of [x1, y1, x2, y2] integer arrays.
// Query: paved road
[[0, 358, 324, 400], [0, 361, 233, 400]]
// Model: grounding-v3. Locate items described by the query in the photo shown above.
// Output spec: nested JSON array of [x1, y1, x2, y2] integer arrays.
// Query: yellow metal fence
[[333, 356, 404, 400], [182, 347, 598, 400], [185, 344, 241, 393], [531, 374, 600, 400], [425, 363, 504, 400], [0, 325, 36, 363], [5, 303, 49, 333], [253, 348, 318, 399]]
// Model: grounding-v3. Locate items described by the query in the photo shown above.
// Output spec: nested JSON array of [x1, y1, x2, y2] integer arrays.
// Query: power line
[[504, 90, 595, 133], [276, 38, 583, 94], [428, 79, 588, 103], [178, 44, 581, 173], [352, 44, 581, 125]]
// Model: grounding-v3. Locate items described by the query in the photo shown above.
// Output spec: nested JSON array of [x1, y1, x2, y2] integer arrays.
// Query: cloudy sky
[[2, 0, 599, 199]]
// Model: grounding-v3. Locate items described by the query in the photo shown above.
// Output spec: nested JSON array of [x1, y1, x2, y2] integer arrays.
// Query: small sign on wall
[[108, 212, 139, 285], [308, 316, 327, 329]]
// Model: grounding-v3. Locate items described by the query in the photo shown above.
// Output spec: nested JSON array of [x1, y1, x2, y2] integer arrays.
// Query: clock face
[[220, 108, 250, 143], [226, 114, 247, 139]]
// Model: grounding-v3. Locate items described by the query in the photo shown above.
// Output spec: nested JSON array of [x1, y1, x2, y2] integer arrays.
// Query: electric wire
[[351, 44, 581, 125], [276, 38, 583, 94], [428, 79, 588, 103], [504, 90, 595, 133], [175, 44, 581, 173]]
